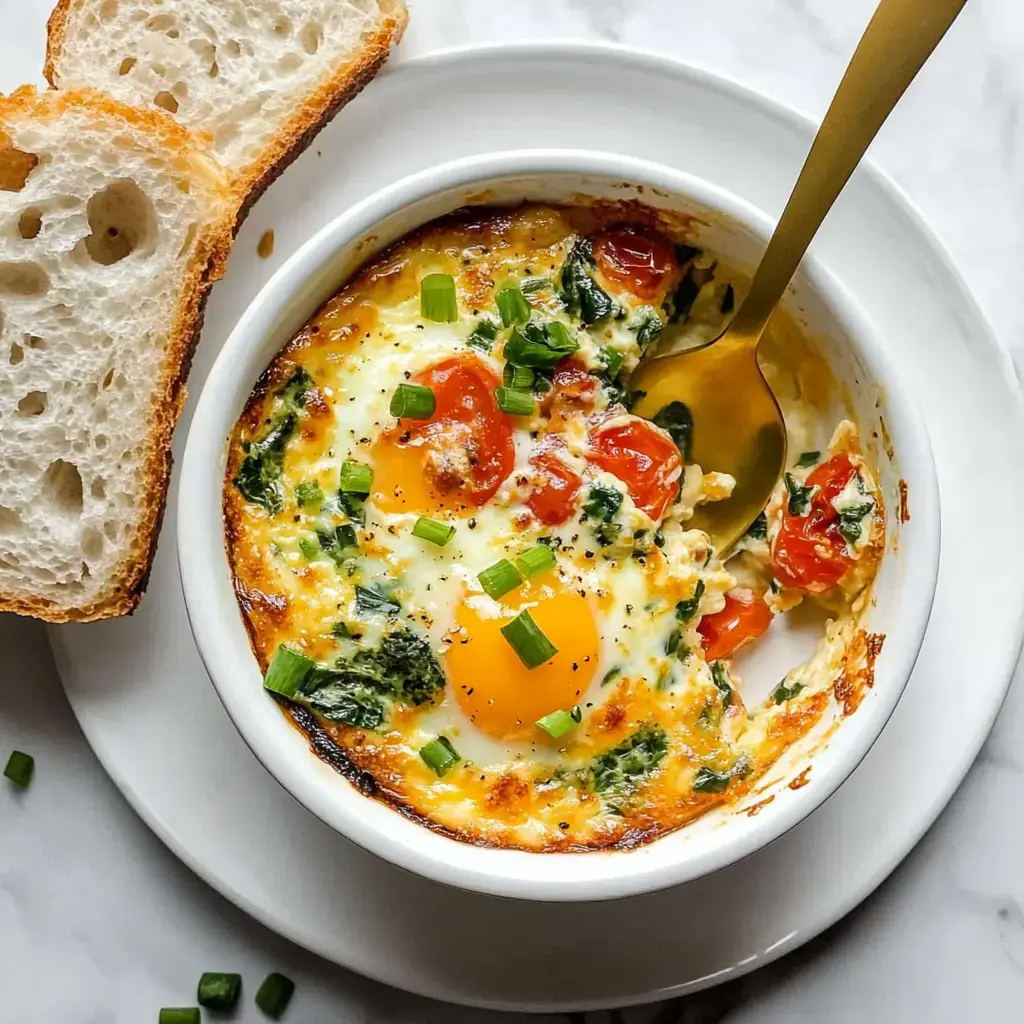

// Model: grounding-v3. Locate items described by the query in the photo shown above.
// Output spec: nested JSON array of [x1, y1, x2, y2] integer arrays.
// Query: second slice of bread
[[0, 87, 233, 621], [44, 0, 408, 213]]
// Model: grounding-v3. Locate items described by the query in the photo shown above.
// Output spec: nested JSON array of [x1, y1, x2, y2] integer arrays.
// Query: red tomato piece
[[588, 417, 682, 520], [592, 227, 678, 301], [698, 591, 774, 662], [771, 453, 858, 593], [526, 450, 583, 526], [401, 356, 515, 506]]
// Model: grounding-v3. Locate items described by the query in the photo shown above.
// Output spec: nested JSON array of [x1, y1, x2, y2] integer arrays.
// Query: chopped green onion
[[500, 609, 558, 669], [516, 544, 556, 579], [340, 459, 373, 494], [496, 284, 530, 327], [294, 481, 322, 509], [263, 645, 314, 697], [495, 386, 535, 416], [478, 559, 522, 599], [412, 517, 456, 547], [3, 750, 33, 788], [255, 973, 295, 1019], [536, 705, 582, 739], [390, 383, 435, 419], [158, 1011, 199, 1024], [298, 536, 321, 561], [198, 973, 242, 1011], [502, 362, 535, 390], [420, 273, 458, 322], [420, 735, 460, 776]]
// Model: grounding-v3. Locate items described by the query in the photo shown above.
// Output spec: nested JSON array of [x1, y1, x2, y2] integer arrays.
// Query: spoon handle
[[727, 0, 968, 348]]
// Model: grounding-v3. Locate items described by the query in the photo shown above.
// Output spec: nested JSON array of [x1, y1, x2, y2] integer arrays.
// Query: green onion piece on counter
[[158, 1010, 199, 1024], [478, 559, 522, 599], [420, 735, 461, 777], [3, 750, 33, 788], [412, 517, 456, 547], [263, 645, 314, 697], [339, 459, 373, 494], [500, 609, 558, 669], [495, 386, 535, 416], [389, 383, 436, 420], [536, 705, 582, 739], [502, 362, 535, 390], [420, 272, 458, 322], [197, 973, 242, 1011], [255, 973, 295, 1019], [516, 544, 556, 579], [495, 283, 531, 327], [294, 481, 323, 509]]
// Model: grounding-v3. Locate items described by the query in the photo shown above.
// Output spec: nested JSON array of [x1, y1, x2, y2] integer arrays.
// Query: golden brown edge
[[44, 0, 409, 223], [0, 86, 234, 622]]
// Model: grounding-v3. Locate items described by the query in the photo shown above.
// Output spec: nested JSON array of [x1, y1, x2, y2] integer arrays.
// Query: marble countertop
[[2, 0, 1024, 1020]]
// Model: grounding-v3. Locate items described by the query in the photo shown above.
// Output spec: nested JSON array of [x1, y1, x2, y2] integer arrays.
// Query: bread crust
[[44, 0, 409, 221], [0, 87, 233, 622]]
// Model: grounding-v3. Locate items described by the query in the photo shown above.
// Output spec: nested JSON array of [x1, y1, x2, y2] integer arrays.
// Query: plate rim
[[52, 40, 1024, 1012]]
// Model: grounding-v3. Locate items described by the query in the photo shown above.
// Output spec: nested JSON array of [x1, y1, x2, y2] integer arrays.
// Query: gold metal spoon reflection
[[632, 0, 967, 553]]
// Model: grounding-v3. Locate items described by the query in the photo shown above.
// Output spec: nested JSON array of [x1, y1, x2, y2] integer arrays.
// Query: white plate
[[50, 44, 1024, 1012]]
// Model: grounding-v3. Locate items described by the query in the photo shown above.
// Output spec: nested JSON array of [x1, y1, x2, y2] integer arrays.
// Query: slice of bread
[[44, 0, 408, 213], [0, 86, 233, 621]]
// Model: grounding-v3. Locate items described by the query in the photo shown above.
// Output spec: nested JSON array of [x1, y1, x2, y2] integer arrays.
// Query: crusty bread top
[[0, 86, 233, 621], [44, 0, 408, 211]]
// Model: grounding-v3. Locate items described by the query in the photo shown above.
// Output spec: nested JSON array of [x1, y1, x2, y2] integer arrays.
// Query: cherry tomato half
[[593, 227, 678, 301], [526, 450, 583, 526], [588, 417, 682, 520], [698, 591, 774, 662], [375, 356, 514, 511], [771, 453, 858, 593]]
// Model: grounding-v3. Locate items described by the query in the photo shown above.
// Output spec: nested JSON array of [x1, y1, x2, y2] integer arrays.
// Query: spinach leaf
[[692, 765, 732, 794], [234, 413, 296, 513], [591, 725, 669, 794], [376, 627, 446, 706], [784, 472, 816, 516], [304, 682, 386, 729], [621, 388, 647, 411], [560, 236, 617, 325], [583, 481, 623, 522], [796, 450, 820, 468], [316, 524, 358, 565], [520, 276, 549, 294], [836, 501, 875, 545], [665, 628, 683, 656], [601, 666, 622, 687], [710, 660, 733, 708], [354, 583, 401, 618], [746, 511, 768, 540], [665, 263, 715, 324], [503, 320, 579, 368], [652, 401, 694, 462], [675, 579, 705, 623], [633, 312, 664, 348], [770, 680, 806, 705], [233, 368, 313, 513], [467, 316, 500, 352]]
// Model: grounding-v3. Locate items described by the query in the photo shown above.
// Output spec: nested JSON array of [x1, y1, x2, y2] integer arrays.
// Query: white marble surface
[[2, 0, 1023, 1020]]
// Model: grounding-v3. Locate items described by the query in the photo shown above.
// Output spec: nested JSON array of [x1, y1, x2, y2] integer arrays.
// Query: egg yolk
[[447, 582, 600, 741]]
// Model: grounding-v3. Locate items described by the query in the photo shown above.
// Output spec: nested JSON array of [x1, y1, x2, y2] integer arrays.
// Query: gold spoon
[[631, 0, 967, 553]]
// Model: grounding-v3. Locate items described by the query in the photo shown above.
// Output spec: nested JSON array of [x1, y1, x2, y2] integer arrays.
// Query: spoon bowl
[[632, 336, 786, 553]]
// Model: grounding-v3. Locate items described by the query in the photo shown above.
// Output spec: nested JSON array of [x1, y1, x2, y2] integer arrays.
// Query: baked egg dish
[[224, 203, 886, 852]]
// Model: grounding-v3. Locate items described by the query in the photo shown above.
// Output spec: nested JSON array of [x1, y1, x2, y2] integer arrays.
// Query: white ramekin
[[178, 150, 940, 902]]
